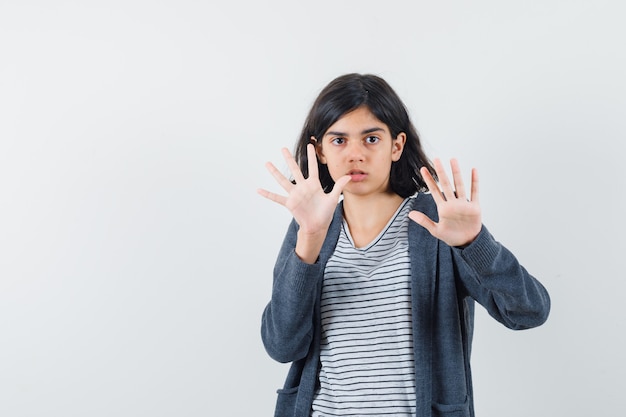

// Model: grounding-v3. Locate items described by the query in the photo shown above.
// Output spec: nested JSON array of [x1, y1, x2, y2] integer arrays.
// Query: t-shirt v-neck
[[342, 197, 412, 250]]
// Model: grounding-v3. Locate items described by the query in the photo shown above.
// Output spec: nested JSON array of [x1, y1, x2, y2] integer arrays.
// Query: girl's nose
[[347, 141, 365, 162]]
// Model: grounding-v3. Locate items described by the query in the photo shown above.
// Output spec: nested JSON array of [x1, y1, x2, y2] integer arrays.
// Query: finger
[[306, 143, 318, 179], [450, 158, 466, 200], [433, 158, 455, 201], [470, 167, 479, 203], [408, 210, 437, 235], [282, 147, 305, 184], [420, 166, 445, 205], [328, 175, 351, 199], [257, 188, 287, 206], [265, 161, 294, 192]]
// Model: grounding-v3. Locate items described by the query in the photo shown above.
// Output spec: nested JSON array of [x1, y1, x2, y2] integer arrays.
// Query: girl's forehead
[[327, 106, 387, 131]]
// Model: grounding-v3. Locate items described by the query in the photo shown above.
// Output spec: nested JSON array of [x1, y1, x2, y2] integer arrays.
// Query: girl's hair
[[294, 73, 436, 198]]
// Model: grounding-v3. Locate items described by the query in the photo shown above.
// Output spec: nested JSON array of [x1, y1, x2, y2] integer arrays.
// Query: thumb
[[329, 175, 351, 198], [408, 210, 437, 234]]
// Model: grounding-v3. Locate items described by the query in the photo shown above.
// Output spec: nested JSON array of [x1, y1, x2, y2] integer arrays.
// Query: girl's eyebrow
[[324, 127, 386, 137]]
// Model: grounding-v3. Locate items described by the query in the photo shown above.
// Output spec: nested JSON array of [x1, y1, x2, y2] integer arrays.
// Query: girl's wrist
[[295, 229, 327, 264]]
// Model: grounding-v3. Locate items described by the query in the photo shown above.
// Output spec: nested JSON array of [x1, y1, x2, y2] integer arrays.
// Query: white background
[[1, 1, 625, 416]]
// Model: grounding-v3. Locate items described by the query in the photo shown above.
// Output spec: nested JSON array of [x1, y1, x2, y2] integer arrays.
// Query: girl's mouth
[[348, 170, 367, 182]]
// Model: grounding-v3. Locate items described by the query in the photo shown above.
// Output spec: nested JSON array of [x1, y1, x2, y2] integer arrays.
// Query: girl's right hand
[[257, 143, 351, 237]]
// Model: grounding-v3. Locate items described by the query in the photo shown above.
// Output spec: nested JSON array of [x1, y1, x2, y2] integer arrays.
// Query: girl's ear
[[392, 132, 407, 162], [311, 136, 327, 164]]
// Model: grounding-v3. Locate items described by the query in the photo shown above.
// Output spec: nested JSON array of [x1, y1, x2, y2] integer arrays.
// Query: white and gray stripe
[[311, 198, 416, 416]]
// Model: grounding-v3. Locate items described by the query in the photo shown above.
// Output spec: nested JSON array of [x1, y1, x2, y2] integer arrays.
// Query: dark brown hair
[[294, 73, 435, 197]]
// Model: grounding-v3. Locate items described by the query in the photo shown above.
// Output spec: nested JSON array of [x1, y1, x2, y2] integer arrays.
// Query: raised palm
[[258, 144, 351, 235], [409, 158, 482, 247]]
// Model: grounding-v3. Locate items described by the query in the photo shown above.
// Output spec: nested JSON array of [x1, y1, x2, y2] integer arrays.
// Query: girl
[[257, 73, 550, 417]]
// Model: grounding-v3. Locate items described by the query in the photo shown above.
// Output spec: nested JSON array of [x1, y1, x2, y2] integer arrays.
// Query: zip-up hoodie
[[261, 193, 550, 417]]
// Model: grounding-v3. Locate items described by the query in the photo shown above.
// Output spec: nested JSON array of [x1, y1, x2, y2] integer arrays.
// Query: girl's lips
[[348, 171, 367, 182]]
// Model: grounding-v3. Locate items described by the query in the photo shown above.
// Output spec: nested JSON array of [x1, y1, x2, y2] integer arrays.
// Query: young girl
[[257, 73, 550, 417]]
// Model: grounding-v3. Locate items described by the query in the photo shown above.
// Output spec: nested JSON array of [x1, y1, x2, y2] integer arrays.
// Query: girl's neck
[[342, 191, 405, 248]]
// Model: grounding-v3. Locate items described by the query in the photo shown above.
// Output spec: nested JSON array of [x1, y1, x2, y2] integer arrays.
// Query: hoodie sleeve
[[260, 219, 324, 363], [453, 225, 551, 330]]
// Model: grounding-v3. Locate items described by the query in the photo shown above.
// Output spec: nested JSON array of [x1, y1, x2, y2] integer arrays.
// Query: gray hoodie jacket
[[261, 193, 550, 417]]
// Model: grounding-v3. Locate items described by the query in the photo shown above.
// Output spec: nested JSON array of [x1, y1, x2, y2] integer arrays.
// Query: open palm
[[409, 158, 482, 247], [258, 144, 351, 235]]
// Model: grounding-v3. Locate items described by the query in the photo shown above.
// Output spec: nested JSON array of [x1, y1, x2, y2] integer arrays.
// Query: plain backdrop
[[1, 1, 625, 416]]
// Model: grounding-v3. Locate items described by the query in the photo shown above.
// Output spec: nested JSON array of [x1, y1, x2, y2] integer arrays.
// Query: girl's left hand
[[408, 158, 482, 247]]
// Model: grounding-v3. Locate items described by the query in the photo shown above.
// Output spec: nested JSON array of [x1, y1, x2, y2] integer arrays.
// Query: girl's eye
[[365, 136, 380, 144], [331, 137, 345, 145]]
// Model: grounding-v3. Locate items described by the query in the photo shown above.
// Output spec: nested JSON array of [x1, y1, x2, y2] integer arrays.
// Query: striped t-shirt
[[311, 198, 416, 416]]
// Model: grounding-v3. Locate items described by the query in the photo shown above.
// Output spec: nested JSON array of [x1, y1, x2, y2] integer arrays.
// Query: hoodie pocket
[[274, 386, 299, 417], [432, 395, 470, 417]]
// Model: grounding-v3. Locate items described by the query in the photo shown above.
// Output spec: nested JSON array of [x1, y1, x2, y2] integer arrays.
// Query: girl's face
[[316, 106, 406, 198]]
